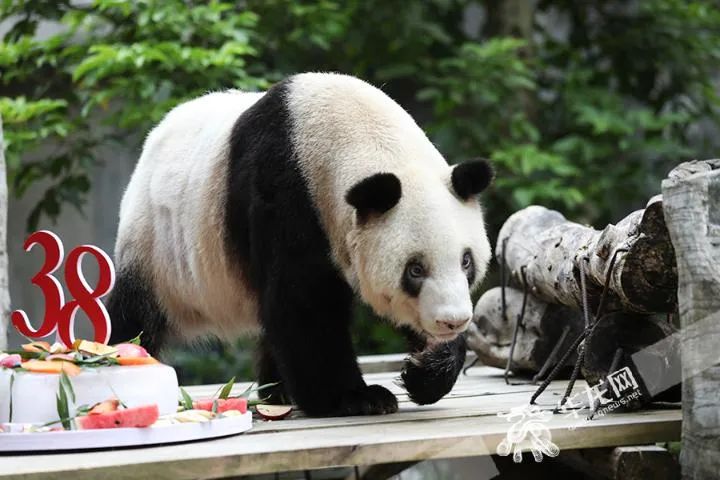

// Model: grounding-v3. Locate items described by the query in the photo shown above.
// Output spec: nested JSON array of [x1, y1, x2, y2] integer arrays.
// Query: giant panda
[[108, 72, 493, 417]]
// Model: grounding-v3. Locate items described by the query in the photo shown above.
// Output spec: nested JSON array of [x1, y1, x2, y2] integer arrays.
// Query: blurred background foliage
[[2, 0, 719, 383]]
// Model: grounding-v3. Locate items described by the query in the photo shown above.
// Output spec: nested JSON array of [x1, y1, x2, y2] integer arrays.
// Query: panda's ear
[[346, 173, 402, 222], [450, 159, 494, 200]]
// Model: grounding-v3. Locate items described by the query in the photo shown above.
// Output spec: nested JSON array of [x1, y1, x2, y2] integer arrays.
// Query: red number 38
[[11, 230, 115, 347]]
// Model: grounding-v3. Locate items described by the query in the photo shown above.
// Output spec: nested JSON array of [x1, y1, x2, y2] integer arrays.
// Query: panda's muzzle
[[436, 317, 471, 332]]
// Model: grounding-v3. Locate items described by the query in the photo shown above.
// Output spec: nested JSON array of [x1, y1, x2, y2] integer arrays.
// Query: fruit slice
[[76, 340, 117, 357], [22, 359, 81, 376], [21, 341, 52, 353], [192, 397, 248, 414], [88, 399, 120, 415], [0, 353, 21, 368], [76, 404, 159, 429], [115, 343, 149, 358], [256, 404, 293, 420], [117, 356, 158, 366]]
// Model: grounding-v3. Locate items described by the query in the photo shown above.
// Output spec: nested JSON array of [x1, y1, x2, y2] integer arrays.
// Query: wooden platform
[[0, 361, 681, 480]]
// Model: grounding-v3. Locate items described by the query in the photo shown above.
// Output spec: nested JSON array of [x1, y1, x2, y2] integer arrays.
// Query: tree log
[[467, 286, 679, 406], [496, 197, 677, 314], [0, 116, 8, 351], [662, 159, 720, 479], [466, 286, 583, 372], [583, 312, 680, 408]]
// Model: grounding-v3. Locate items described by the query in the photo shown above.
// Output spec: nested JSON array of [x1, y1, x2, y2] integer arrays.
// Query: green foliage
[[1, 0, 265, 230], [3, 0, 720, 383]]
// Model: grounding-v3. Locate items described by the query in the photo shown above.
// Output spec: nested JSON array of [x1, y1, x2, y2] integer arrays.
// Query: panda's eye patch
[[402, 258, 427, 297], [407, 261, 426, 279], [462, 251, 473, 270], [462, 249, 476, 284]]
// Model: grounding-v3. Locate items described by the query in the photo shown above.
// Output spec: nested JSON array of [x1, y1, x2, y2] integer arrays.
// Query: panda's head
[[345, 159, 493, 342]]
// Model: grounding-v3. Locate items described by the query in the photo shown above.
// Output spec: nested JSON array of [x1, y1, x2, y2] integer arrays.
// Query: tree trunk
[[662, 159, 720, 479], [496, 196, 677, 314], [466, 286, 582, 372], [0, 116, 9, 351], [467, 286, 679, 407]]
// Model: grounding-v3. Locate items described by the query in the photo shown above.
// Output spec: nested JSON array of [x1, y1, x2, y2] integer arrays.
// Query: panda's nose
[[436, 317, 471, 331]]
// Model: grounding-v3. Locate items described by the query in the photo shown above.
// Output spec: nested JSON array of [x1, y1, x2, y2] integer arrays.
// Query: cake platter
[[0, 411, 253, 452]]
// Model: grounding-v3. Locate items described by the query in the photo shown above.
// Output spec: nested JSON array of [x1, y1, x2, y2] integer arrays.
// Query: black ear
[[346, 173, 402, 222], [451, 159, 494, 200]]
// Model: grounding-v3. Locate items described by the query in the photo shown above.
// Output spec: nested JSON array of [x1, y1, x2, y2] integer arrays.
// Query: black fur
[[451, 159, 494, 200], [463, 249, 476, 285], [345, 172, 401, 223], [400, 331, 467, 405], [107, 265, 169, 354], [226, 80, 397, 416], [401, 257, 426, 297]]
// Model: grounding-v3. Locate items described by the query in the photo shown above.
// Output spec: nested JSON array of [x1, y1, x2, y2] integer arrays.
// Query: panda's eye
[[462, 251, 473, 270], [407, 262, 426, 279]]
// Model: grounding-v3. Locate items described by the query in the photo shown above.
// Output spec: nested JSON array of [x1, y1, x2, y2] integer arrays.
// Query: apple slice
[[255, 404, 293, 420]]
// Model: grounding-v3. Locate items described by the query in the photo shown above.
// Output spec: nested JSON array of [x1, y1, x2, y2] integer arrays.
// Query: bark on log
[[0, 116, 9, 351], [496, 197, 677, 314], [662, 159, 720, 479], [467, 286, 679, 406], [466, 286, 583, 372], [559, 445, 680, 480], [582, 312, 680, 408]]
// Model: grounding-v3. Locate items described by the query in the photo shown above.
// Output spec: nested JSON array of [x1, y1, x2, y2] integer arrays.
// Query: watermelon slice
[[76, 404, 159, 430], [192, 397, 248, 414]]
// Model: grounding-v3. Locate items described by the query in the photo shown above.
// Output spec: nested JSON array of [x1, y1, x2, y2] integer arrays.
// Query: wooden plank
[[0, 367, 680, 480], [0, 410, 679, 480], [559, 445, 680, 480]]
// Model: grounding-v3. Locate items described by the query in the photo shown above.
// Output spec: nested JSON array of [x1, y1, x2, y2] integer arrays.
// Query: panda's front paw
[[332, 384, 398, 416], [401, 335, 466, 405]]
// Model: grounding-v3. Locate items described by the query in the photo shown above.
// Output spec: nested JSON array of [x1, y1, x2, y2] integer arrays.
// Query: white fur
[[287, 73, 491, 339], [116, 73, 491, 342], [116, 90, 264, 340]]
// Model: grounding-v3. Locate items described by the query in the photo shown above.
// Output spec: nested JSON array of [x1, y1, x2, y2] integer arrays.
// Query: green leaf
[[9, 372, 15, 422], [218, 376, 235, 400], [127, 331, 143, 345], [239, 382, 280, 399], [59, 370, 76, 404], [179, 387, 194, 411]]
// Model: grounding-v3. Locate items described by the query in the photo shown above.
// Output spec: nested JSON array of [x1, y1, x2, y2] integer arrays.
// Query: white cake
[[0, 364, 179, 424]]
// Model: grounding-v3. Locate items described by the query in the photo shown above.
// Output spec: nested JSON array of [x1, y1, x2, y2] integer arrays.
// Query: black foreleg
[[260, 263, 397, 417], [400, 329, 466, 405]]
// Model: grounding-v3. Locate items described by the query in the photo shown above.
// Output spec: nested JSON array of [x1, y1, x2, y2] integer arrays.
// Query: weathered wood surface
[[496, 197, 677, 314], [662, 159, 720, 479], [559, 445, 680, 480], [582, 313, 678, 392], [0, 115, 8, 351], [466, 286, 582, 372], [0, 366, 680, 480]]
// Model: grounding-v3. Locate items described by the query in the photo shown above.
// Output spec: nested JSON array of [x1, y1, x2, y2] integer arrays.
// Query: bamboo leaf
[[179, 387, 194, 410], [9, 372, 15, 422], [127, 331, 143, 345], [240, 382, 279, 398], [218, 376, 235, 400], [59, 370, 76, 403]]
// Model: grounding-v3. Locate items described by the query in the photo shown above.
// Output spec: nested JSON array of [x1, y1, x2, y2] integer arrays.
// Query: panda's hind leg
[[107, 265, 170, 355]]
